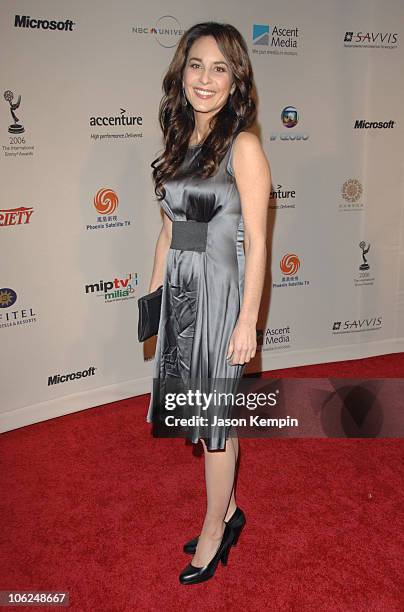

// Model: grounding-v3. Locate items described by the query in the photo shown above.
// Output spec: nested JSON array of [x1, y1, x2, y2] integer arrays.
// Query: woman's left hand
[[226, 318, 257, 365]]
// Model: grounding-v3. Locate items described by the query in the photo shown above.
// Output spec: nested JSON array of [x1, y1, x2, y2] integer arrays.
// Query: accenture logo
[[14, 14, 75, 31]]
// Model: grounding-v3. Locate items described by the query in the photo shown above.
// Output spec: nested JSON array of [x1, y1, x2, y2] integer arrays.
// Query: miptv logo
[[93, 188, 119, 215]]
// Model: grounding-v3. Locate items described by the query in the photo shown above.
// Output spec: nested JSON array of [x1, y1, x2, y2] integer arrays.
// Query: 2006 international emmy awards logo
[[4, 90, 24, 133], [354, 241, 374, 287], [3, 90, 35, 158]]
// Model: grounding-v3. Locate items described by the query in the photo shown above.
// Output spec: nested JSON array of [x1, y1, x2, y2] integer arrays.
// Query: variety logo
[[48, 366, 96, 386], [271, 106, 309, 141], [332, 316, 382, 334], [14, 14, 75, 31], [87, 188, 131, 231], [257, 326, 291, 351], [252, 23, 299, 56], [355, 241, 374, 287], [339, 179, 364, 211], [344, 31, 398, 49], [85, 273, 138, 302], [0, 288, 37, 329], [0, 206, 34, 226], [131, 15, 184, 47], [274, 253, 310, 288], [269, 184, 296, 210], [354, 119, 395, 130]]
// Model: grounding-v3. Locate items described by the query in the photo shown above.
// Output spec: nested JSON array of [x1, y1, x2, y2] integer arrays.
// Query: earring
[[182, 84, 188, 107]]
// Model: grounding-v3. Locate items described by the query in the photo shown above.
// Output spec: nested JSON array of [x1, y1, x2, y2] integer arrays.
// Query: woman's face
[[182, 35, 235, 115]]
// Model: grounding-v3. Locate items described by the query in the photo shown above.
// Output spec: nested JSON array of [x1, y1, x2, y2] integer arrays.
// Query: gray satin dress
[[146, 136, 246, 450]]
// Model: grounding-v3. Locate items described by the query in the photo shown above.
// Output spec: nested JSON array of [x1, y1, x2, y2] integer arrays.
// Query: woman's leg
[[191, 433, 239, 567]]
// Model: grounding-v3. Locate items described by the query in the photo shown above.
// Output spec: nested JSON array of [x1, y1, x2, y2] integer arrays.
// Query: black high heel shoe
[[183, 507, 246, 554], [179, 523, 234, 585]]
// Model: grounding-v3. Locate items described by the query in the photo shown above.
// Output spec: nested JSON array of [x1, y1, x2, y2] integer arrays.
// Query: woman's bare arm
[[227, 131, 272, 365]]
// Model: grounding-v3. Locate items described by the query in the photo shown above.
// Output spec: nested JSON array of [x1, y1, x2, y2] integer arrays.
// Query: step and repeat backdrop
[[1, 0, 403, 431]]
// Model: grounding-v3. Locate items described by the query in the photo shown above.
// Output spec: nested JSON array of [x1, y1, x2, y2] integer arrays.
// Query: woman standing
[[146, 22, 271, 584]]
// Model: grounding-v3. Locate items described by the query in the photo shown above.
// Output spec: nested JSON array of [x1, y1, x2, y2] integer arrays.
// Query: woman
[[146, 22, 271, 584]]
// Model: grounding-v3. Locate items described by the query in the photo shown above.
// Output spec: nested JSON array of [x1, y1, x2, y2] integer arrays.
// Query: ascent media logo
[[252, 23, 299, 56], [85, 273, 138, 302], [0, 206, 34, 226], [14, 14, 75, 31], [257, 325, 291, 352], [48, 366, 96, 386]]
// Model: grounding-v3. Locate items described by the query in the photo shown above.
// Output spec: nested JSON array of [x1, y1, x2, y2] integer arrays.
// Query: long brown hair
[[151, 22, 257, 201]]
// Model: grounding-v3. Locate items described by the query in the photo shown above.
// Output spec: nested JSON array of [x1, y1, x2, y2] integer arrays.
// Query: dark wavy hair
[[151, 22, 257, 201]]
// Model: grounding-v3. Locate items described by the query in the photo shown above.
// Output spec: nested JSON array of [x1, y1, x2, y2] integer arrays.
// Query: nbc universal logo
[[131, 15, 184, 47], [273, 253, 310, 289], [270, 106, 309, 142], [3, 90, 35, 158], [86, 187, 131, 231], [252, 24, 299, 56], [85, 273, 138, 302]]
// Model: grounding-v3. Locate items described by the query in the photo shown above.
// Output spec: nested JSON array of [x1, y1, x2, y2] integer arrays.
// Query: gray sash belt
[[170, 220, 208, 252]]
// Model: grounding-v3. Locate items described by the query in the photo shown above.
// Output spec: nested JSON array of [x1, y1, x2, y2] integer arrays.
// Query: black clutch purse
[[137, 285, 163, 342]]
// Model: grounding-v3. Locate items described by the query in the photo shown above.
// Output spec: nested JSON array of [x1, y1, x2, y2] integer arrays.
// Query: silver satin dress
[[147, 137, 246, 450]]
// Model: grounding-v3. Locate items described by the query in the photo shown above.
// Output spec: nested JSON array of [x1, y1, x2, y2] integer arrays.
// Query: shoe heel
[[221, 543, 231, 566], [232, 524, 243, 547]]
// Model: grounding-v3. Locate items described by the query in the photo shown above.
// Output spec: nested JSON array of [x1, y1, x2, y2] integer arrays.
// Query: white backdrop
[[1, 0, 403, 432]]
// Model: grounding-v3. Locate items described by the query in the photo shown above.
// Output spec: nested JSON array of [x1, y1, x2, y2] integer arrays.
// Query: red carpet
[[1, 353, 403, 611]]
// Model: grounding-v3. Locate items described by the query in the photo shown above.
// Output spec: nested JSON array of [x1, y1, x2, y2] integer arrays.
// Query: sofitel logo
[[86, 188, 130, 231], [0, 206, 34, 226], [271, 106, 309, 141], [273, 253, 310, 289], [0, 288, 37, 329]]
